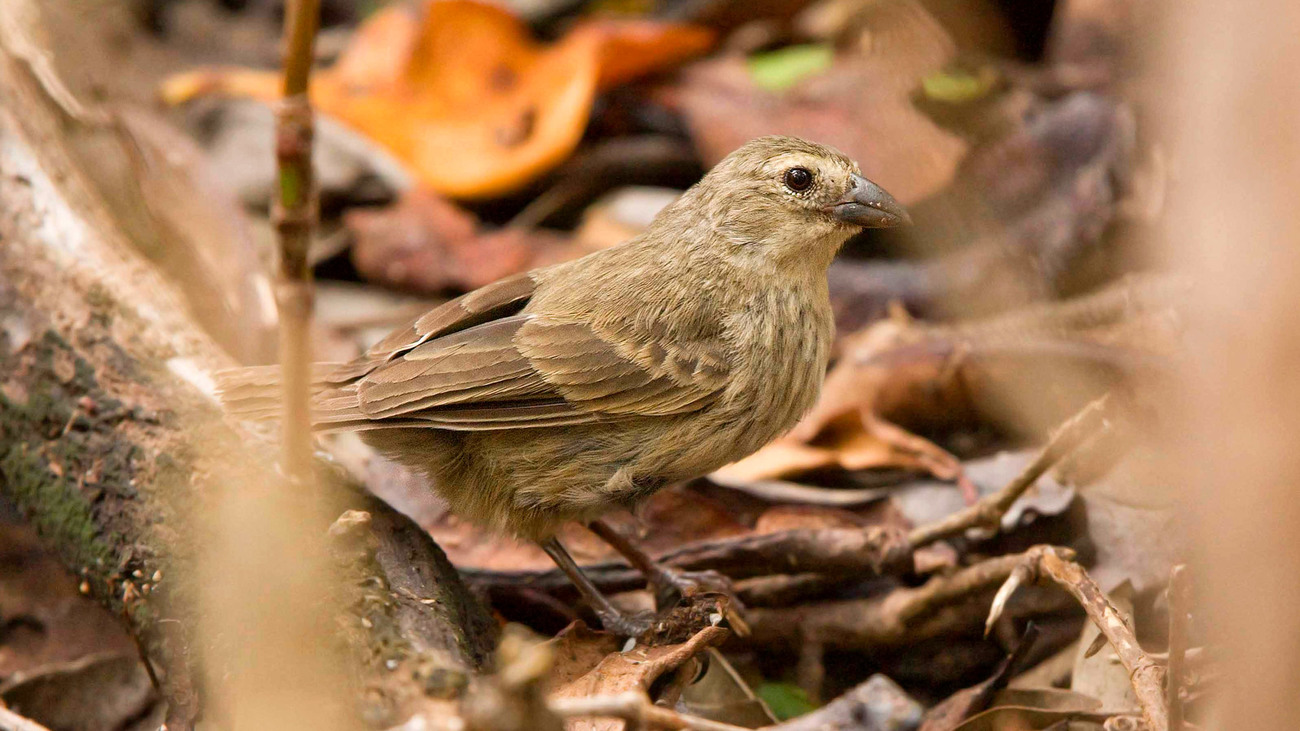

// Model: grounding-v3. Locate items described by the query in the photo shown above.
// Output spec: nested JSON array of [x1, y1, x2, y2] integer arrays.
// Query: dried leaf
[[1, 653, 157, 731], [680, 650, 777, 727], [0, 523, 137, 679], [676, 0, 966, 204], [162, 0, 712, 198], [920, 624, 1041, 731], [714, 316, 970, 483], [346, 187, 597, 292], [549, 625, 728, 731]]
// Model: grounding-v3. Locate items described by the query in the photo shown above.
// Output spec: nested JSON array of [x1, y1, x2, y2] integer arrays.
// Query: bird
[[217, 135, 910, 635]]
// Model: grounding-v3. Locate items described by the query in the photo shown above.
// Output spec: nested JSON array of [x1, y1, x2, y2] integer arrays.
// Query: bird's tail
[[214, 363, 352, 423]]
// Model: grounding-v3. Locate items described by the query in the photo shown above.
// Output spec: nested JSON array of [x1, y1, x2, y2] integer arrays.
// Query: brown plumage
[[218, 136, 908, 626]]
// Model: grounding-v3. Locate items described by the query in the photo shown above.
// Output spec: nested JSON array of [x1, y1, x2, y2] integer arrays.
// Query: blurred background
[[0, 0, 1296, 729]]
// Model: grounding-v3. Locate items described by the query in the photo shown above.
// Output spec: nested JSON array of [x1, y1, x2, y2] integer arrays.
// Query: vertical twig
[[274, 0, 321, 481], [1166, 565, 1190, 731], [986, 547, 1168, 731]]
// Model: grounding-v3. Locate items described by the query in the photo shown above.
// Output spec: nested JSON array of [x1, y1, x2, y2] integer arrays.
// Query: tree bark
[[0, 17, 493, 728]]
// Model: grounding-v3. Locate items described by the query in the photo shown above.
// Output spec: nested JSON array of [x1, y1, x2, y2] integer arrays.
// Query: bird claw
[[595, 607, 655, 639], [651, 568, 737, 612]]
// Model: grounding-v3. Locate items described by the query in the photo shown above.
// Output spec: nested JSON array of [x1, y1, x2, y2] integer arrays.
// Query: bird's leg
[[588, 519, 734, 611], [540, 537, 652, 637]]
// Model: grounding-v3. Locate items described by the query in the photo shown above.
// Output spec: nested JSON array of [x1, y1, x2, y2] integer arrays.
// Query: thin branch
[[747, 547, 1060, 651], [275, 0, 322, 481], [550, 692, 750, 731], [1166, 565, 1190, 731], [986, 546, 1167, 731], [908, 394, 1115, 549]]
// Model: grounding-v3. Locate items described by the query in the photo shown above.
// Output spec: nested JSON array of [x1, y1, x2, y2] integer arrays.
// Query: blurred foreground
[[0, 0, 1297, 729]]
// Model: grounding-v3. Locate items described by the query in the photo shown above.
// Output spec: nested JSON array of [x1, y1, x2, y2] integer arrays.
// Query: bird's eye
[[783, 167, 814, 192]]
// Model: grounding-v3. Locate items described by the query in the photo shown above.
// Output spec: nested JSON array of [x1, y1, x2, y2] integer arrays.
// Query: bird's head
[[675, 136, 910, 272]]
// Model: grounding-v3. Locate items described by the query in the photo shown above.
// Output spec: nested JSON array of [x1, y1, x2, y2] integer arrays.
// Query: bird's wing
[[325, 271, 540, 383], [347, 312, 730, 430]]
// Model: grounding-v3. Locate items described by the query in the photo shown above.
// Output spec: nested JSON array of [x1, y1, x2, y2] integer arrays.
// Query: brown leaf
[[549, 625, 728, 731], [0, 522, 137, 680], [544, 622, 623, 692], [1, 654, 157, 731], [346, 187, 596, 293], [675, 0, 966, 205], [163, 0, 712, 198]]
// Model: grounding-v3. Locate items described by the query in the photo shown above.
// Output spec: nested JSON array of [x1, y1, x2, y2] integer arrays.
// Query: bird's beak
[[826, 174, 911, 228]]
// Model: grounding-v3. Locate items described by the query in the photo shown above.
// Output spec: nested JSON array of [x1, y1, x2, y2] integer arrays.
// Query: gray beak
[[827, 174, 911, 228]]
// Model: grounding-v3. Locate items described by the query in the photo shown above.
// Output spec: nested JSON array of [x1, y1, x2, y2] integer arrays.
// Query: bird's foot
[[639, 591, 748, 646], [647, 567, 750, 641], [594, 607, 655, 638], [648, 567, 735, 611]]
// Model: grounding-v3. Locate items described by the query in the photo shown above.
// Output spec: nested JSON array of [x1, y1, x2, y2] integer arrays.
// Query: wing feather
[[309, 274, 731, 430]]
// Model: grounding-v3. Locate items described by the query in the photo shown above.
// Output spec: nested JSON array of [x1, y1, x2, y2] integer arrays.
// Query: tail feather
[[215, 364, 368, 426]]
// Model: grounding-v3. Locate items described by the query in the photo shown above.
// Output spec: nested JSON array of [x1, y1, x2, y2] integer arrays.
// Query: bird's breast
[[716, 286, 833, 457]]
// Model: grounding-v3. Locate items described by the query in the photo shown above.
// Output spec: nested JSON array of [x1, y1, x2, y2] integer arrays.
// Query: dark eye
[[783, 167, 813, 192]]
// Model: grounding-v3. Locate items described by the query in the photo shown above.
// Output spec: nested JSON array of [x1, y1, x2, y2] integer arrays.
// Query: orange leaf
[[162, 0, 712, 199]]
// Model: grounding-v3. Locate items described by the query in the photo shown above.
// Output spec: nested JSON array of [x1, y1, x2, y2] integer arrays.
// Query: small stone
[[329, 510, 373, 538], [621, 638, 637, 653]]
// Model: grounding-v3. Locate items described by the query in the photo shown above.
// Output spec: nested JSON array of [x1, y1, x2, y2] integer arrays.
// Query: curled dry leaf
[[715, 312, 974, 485], [162, 0, 713, 198], [721, 273, 1184, 487], [547, 623, 728, 731]]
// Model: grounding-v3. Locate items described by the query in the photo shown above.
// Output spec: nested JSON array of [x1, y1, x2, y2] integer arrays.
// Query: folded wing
[[303, 272, 730, 432]]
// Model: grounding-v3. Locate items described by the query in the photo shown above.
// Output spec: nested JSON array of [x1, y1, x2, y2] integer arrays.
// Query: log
[[0, 11, 493, 728]]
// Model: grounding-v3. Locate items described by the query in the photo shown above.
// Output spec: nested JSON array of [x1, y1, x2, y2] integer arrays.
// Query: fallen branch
[[747, 547, 1063, 651], [466, 524, 911, 597], [0, 12, 493, 726], [986, 546, 1167, 731]]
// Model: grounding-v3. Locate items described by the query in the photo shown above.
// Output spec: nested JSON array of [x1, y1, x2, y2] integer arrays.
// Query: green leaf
[[757, 682, 817, 721], [747, 44, 834, 93], [921, 66, 998, 103]]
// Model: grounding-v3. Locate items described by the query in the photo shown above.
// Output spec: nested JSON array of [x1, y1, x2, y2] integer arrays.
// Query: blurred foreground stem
[[275, 0, 321, 481]]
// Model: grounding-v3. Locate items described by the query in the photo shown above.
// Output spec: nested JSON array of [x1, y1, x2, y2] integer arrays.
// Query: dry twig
[[748, 547, 1062, 650], [986, 546, 1167, 731], [275, 0, 322, 480], [908, 394, 1115, 549], [551, 692, 750, 731]]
